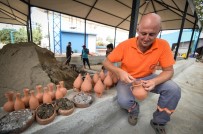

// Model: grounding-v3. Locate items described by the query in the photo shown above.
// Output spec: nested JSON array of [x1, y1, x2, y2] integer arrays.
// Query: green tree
[[194, 0, 203, 25], [0, 23, 42, 45], [0, 29, 15, 44]]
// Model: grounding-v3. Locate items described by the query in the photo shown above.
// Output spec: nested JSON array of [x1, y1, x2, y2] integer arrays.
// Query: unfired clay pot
[[47, 83, 55, 100], [29, 90, 39, 110], [103, 72, 113, 89], [55, 85, 64, 99], [93, 72, 99, 84], [81, 77, 92, 93], [43, 87, 52, 104], [14, 93, 25, 111], [99, 70, 106, 81], [130, 80, 148, 101], [59, 81, 67, 97], [3, 91, 14, 112], [22, 88, 30, 108], [73, 73, 83, 92], [94, 78, 105, 97], [36, 85, 43, 104]]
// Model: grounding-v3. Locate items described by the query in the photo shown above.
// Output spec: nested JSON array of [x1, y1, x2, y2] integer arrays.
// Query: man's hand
[[141, 79, 156, 91], [117, 68, 135, 84]]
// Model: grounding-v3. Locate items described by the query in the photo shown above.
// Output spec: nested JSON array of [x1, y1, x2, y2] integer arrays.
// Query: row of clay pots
[[73, 70, 118, 97], [3, 81, 67, 113]]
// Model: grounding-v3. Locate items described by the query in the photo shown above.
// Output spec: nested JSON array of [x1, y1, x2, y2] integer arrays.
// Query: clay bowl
[[0, 109, 35, 134], [55, 98, 75, 116], [36, 103, 56, 125], [72, 92, 93, 108]]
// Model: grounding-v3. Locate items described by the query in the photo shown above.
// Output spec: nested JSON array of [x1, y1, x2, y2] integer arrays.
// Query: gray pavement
[[20, 58, 203, 134]]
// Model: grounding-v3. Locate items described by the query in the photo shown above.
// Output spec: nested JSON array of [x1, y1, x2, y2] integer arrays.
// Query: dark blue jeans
[[116, 74, 181, 124]]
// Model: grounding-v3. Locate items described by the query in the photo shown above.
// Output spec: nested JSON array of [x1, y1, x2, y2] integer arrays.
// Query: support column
[[174, 1, 188, 60], [129, 0, 140, 38]]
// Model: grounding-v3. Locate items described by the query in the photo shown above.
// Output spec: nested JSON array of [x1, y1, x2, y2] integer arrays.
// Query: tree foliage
[[194, 0, 203, 25], [0, 23, 42, 45]]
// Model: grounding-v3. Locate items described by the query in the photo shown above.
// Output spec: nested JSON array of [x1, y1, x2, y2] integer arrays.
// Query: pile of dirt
[[0, 42, 78, 106]]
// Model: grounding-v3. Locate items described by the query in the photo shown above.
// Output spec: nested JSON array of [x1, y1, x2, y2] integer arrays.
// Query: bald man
[[102, 13, 181, 134]]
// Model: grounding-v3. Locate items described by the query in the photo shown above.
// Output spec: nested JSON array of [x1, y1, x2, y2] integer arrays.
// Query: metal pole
[[174, 1, 188, 60], [114, 28, 116, 48], [129, 0, 140, 38], [186, 13, 197, 59], [84, 20, 87, 45], [194, 27, 202, 55]]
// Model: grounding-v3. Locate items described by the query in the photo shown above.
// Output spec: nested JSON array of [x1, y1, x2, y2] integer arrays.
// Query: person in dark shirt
[[65, 42, 73, 66]]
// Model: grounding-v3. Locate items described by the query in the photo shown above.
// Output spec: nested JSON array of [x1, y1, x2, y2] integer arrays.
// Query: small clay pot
[[58, 106, 74, 116], [55, 98, 75, 116], [36, 103, 56, 125], [130, 80, 148, 101]]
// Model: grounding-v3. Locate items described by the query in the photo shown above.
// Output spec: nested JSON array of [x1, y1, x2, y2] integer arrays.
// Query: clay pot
[[43, 87, 52, 104], [85, 73, 93, 83], [47, 83, 55, 100], [99, 70, 106, 81], [36, 85, 43, 104], [55, 85, 64, 99], [111, 73, 118, 85], [103, 72, 113, 89], [14, 93, 25, 111], [29, 90, 40, 110], [3, 91, 14, 112], [81, 77, 92, 93], [36, 103, 56, 125], [22, 88, 30, 108], [73, 73, 83, 92], [130, 80, 148, 101], [93, 72, 99, 84], [55, 98, 75, 116], [94, 78, 105, 97], [59, 81, 67, 97]]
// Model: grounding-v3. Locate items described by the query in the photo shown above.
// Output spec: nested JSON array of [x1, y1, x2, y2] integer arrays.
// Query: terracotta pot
[[58, 106, 75, 116], [99, 70, 106, 81], [85, 73, 93, 83], [3, 91, 14, 112], [47, 83, 55, 100], [43, 87, 52, 104], [29, 90, 39, 110], [36, 104, 56, 125], [73, 73, 83, 92], [22, 88, 30, 108], [59, 81, 67, 97], [81, 77, 92, 93], [103, 72, 113, 89], [36, 85, 43, 104], [130, 80, 148, 101], [93, 72, 99, 84], [94, 78, 105, 97], [55, 85, 64, 99], [14, 93, 25, 111]]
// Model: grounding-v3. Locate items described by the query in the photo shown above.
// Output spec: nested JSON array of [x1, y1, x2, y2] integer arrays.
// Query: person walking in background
[[102, 13, 181, 134], [81, 45, 91, 69], [65, 42, 73, 66]]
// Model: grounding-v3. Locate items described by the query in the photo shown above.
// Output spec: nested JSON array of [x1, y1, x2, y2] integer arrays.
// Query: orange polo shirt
[[108, 37, 175, 78]]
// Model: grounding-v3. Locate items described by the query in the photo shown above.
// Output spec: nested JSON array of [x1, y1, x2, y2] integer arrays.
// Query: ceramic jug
[[22, 88, 30, 108], [29, 90, 39, 110], [130, 80, 148, 101], [3, 91, 14, 112]]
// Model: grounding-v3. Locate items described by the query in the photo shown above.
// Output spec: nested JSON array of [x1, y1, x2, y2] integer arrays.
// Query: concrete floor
[[100, 62, 203, 134]]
